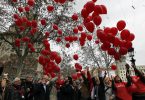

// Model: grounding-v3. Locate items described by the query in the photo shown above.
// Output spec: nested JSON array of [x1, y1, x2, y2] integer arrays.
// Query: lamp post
[[128, 48, 136, 66]]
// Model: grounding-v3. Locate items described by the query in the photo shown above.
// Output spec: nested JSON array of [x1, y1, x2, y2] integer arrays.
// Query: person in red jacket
[[112, 75, 132, 100], [131, 64, 145, 100]]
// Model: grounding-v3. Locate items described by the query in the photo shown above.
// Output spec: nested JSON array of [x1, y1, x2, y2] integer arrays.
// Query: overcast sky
[[74, 0, 145, 65]]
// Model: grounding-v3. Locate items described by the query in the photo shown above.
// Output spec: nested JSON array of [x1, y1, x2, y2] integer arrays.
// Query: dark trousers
[[133, 94, 145, 100]]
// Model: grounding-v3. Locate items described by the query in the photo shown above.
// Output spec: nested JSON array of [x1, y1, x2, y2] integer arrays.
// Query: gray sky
[[75, 0, 145, 65]]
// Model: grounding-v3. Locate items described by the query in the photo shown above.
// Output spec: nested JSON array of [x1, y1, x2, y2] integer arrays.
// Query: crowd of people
[[0, 63, 145, 100]]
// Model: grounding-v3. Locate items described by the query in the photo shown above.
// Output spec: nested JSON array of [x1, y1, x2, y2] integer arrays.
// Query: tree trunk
[[16, 57, 25, 77]]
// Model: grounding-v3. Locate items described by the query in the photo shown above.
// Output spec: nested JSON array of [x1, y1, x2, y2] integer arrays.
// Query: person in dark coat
[[72, 80, 81, 100], [21, 75, 34, 100], [34, 75, 52, 100], [59, 76, 75, 100], [8, 77, 25, 100]]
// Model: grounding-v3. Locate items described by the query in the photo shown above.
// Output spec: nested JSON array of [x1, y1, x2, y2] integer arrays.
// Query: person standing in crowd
[[22, 75, 34, 100], [8, 77, 25, 100], [131, 64, 145, 100], [59, 76, 75, 100], [72, 80, 81, 100], [0, 73, 11, 100], [104, 77, 115, 100], [34, 75, 52, 100], [80, 71, 91, 100], [112, 73, 132, 100], [91, 68, 106, 100]]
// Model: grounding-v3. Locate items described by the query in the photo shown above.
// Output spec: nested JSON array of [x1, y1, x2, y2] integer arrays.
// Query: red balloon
[[81, 32, 87, 39], [83, 17, 92, 24], [41, 49, 50, 56], [72, 73, 78, 80], [13, 14, 19, 19], [73, 54, 79, 60], [128, 33, 135, 41], [59, 0, 66, 4], [55, 56, 62, 64], [117, 20, 126, 31], [18, 7, 24, 12], [26, 21, 32, 27], [85, 22, 95, 33], [30, 47, 35, 52], [45, 32, 50, 37], [54, 66, 60, 72], [47, 5, 54, 12], [75, 63, 82, 71], [22, 36, 30, 42], [58, 29, 62, 35], [104, 27, 111, 34], [114, 53, 121, 60], [94, 5, 102, 14], [72, 13, 78, 21], [92, 12, 99, 19], [50, 72, 56, 78], [85, 1, 95, 13], [125, 41, 132, 49], [93, 15, 102, 26], [92, 0, 97, 2], [87, 34, 93, 41], [66, 43, 70, 48], [110, 27, 118, 36], [101, 44, 108, 51], [12, 0, 17, 2], [119, 40, 126, 47], [95, 40, 99, 44], [53, 24, 58, 30], [113, 37, 120, 47], [100, 5, 107, 14], [54, 0, 59, 3], [120, 29, 130, 40], [77, 25, 83, 31], [103, 42, 111, 49], [27, 0, 35, 6], [81, 8, 89, 18], [41, 19, 46, 26], [111, 65, 117, 70], [73, 27, 78, 34], [24, 6, 30, 12], [31, 20, 37, 28], [108, 48, 116, 55], [38, 56, 45, 65], [119, 47, 128, 55], [77, 72, 82, 78], [56, 38, 61, 43], [97, 32, 107, 43], [107, 33, 115, 43]]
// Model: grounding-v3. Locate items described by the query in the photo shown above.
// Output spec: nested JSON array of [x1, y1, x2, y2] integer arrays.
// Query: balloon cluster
[[96, 20, 135, 60], [38, 39, 61, 76], [81, 1, 107, 33]]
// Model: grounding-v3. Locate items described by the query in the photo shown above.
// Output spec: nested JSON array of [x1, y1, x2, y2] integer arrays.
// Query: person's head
[[114, 75, 122, 83], [26, 75, 33, 82], [41, 75, 49, 84], [13, 77, 21, 86], [104, 77, 112, 86]]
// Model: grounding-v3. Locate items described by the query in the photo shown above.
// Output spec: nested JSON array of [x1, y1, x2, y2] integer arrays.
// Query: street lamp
[[128, 48, 136, 65]]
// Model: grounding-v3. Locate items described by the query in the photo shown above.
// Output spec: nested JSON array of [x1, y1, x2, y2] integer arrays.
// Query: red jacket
[[132, 76, 145, 93], [115, 82, 132, 100]]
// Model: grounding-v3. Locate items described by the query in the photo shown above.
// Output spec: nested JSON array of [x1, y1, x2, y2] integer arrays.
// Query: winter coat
[[21, 81, 34, 100], [59, 84, 75, 100], [34, 83, 52, 100]]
